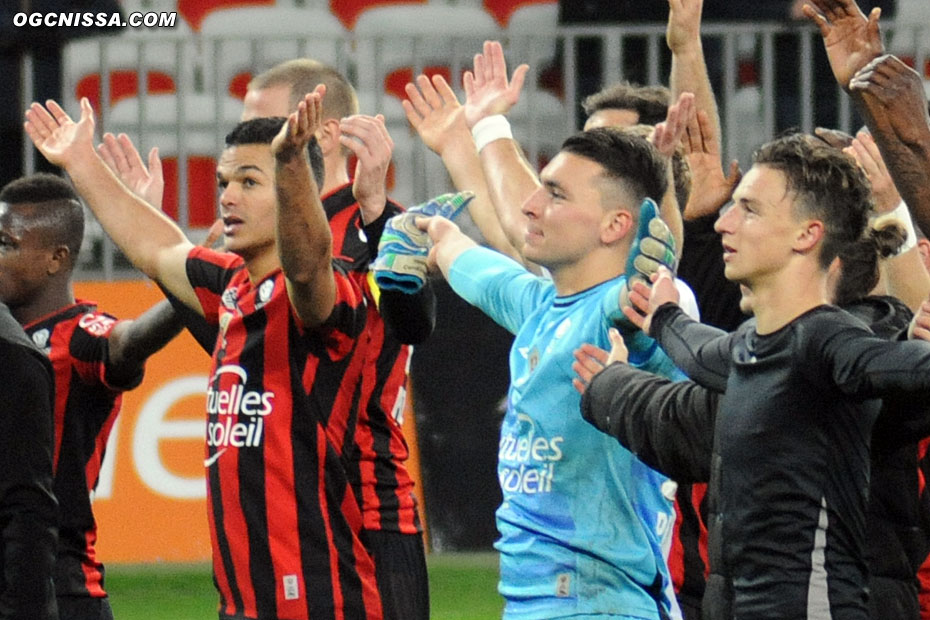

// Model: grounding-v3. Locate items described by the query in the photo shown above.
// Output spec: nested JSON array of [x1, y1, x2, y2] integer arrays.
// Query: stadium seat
[[104, 93, 243, 227], [483, 0, 555, 28], [329, 0, 427, 30], [198, 6, 349, 101]]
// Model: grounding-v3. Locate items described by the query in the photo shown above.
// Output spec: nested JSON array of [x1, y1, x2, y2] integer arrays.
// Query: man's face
[[0, 202, 57, 309], [714, 164, 802, 286], [216, 144, 277, 263], [520, 151, 625, 269], [241, 84, 292, 121], [584, 108, 640, 130]]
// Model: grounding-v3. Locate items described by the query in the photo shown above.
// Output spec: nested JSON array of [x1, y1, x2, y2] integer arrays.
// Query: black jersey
[[0, 301, 58, 620]]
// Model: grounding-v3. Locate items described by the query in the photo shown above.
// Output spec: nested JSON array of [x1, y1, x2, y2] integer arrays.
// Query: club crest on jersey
[[221, 288, 238, 310], [78, 313, 116, 336], [257, 279, 274, 306], [31, 328, 50, 349], [528, 347, 540, 373]]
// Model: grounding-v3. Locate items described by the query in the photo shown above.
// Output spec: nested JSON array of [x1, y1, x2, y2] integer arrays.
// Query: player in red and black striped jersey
[[0, 173, 185, 620], [25, 92, 383, 619], [244, 61, 432, 619]]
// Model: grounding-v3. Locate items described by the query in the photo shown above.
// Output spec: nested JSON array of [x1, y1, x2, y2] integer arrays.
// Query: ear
[[918, 239, 930, 271], [601, 209, 633, 245], [316, 118, 342, 156], [47, 245, 70, 276], [794, 219, 824, 254]]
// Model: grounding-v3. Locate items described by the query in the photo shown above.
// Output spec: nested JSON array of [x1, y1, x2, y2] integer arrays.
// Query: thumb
[[148, 147, 163, 179], [80, 97, 95, 125]]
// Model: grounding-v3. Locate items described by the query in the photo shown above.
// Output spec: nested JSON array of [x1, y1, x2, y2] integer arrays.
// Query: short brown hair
[[582, 82, 670, 126], [248, 59, 359, 121]]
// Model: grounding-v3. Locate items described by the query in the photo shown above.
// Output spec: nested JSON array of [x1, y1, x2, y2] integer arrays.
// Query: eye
[[243, 177, 258, 188], [217, 179, 228, 190]]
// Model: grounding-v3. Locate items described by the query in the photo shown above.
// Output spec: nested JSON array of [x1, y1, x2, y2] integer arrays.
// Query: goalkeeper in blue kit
[[379, 127, 685, 619]]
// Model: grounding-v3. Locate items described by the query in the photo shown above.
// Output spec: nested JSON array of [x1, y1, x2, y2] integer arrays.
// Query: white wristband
[[471, 115, 513, 153], [872, 200, 917, 254]]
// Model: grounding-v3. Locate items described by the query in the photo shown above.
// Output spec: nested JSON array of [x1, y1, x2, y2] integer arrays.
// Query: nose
[[219, 182, 237, 208], [521, 187, 545, 218], [714, 203, 735, 234]]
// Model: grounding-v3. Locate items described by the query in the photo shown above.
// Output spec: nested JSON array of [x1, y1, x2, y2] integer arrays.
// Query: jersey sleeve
[[70, 311, 144, 391], [296, 260, 368, 360], [447, 246, 550, 335], [582, 362, 718, 483], [651, 303, 735, 392], [186, 246, 243, 325]]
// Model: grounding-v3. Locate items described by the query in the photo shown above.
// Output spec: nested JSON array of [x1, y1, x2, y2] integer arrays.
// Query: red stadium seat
[[329, 0, 427, 30], [483, 0, 555, 28], [75, 71, 175, 110], [177, 0, 274, 32]]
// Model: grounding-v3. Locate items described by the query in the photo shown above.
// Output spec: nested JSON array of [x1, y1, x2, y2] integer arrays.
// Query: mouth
[[722, 242, 736, 261], [524, 226, 543, 243], [222, 215, 244, 235]]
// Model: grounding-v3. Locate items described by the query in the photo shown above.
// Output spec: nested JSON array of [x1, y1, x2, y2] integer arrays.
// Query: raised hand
[[802, 0, 883, 89], [24, 98, 97, 168], [462, 40, 529, 129], [98, 132, 164, 209], [651, 92, 695, 158], [571, 329, 629, 395], [666, 0, 703, 53], [683, 109, 742, 219], [340, 114, 393, 222], [844, 130, 901, 213], [850, 54, 930, 148], [403, 73, 468, 156], [272, 85, 325, 161], [622, 267, 680, 335]]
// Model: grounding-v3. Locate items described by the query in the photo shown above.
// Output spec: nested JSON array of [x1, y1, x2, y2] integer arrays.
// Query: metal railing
[[21, 21, 930, 278]]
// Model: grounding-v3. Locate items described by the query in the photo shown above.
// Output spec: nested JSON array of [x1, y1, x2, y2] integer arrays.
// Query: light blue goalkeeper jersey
[[448, 247, 685, 620]]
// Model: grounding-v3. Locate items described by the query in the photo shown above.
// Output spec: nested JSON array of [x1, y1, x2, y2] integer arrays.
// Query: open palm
[[24, 98, 96, 168], [803, 0, 883, 88], [462, 41, 528, 129]]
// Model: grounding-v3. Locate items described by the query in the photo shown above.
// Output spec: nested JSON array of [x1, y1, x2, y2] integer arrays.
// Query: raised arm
[[849, 55, 930, 236], [667, 0, 723, 150], [339, 113, 393, 224], [271, 87, 338, 328], [802, 0, 884, 90], [403, 73, 523, 261], [24, 98, 196, 308], [463, 40, 538, 256], [105, 302, 184, 386], [844, 130, 930, 311]]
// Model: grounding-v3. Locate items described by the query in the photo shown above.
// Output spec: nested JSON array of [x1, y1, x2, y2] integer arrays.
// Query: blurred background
[[3, 0, 930, 617]]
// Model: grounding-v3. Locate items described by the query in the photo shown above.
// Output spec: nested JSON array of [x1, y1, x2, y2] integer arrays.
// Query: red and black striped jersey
[[321, 184, 421, 534], [186, 246, 381, 620], [24, 301, 143, 599]]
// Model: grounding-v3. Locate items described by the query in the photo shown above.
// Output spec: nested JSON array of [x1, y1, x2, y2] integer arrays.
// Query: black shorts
[[57, 595, 113, 620], [364, 530, 429, 620]]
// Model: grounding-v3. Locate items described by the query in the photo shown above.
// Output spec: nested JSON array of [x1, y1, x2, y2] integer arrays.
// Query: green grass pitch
[[106, 552, 503, 619]]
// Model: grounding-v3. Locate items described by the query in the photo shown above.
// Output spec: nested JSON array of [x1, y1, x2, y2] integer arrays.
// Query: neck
[[243, 247, 281, 285], [321, 152, 350, 196], [549, 247, 625, 297], [12, 280, 75, 326], [749, 264, 829, 334]]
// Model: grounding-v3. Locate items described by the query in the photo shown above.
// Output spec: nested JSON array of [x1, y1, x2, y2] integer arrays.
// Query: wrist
[[471, 115, 513, 153]]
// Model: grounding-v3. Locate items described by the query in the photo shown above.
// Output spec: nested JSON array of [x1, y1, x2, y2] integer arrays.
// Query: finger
[[116, 132, 146, 172], [486, 40, 502, 83], [147, 146, 163, 184], [419, 73, 443, 109], [26, 102, 59, 135], [696, 109, 717, 153], [572, 377, 587, 395], [578, 343, 609, 364], [473, 53, 487, 86], [857, 132, 887, 174], [402, 99, 424, 130], [103, 133, 131, 175], [47, 99, 73, 125], [849, 139, 878, 177], [725, 160, 742, 187], [629, 285, 651, 315], [509, 64, 530, 99], [802, 4, 831, 39], [202, 218, 224, 248], [622, 305, 647, 329], [867, 7, 882, 48], [405, 79, 431, 117], [463, 70, 476, 98], [432, 74, 459, 106], [97, 139, 119, 173]]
